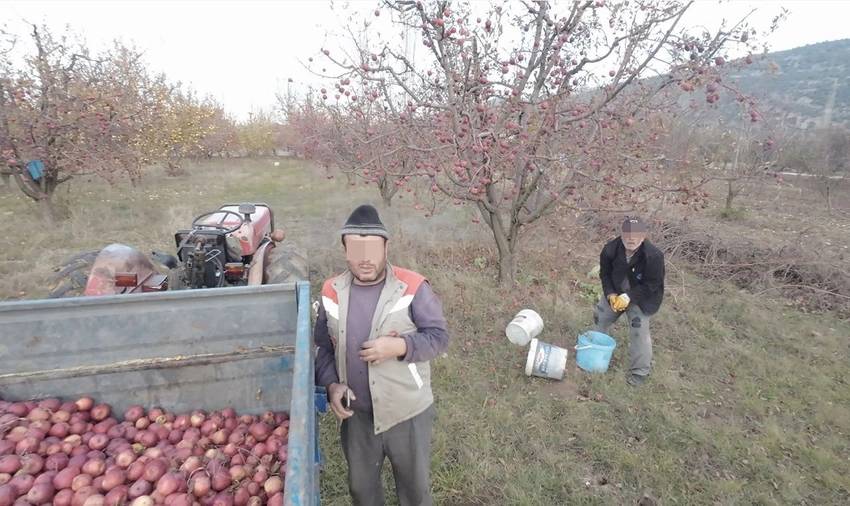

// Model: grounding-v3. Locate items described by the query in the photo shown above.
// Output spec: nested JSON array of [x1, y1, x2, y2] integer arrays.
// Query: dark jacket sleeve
[[313, 303, 340, 388], [599, 241, 618, 297], [400, 281, 450, 363], [626, 249, 665, 307]]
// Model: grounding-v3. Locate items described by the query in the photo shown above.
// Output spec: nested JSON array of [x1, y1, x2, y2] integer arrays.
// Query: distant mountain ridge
[[725, 38, 850, 129]]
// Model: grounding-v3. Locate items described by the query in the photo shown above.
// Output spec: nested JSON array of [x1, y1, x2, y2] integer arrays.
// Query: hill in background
[[722, 38, 850, 128]]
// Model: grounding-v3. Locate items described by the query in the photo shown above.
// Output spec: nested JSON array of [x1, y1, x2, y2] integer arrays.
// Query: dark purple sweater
[[314, 278, 449, 412]]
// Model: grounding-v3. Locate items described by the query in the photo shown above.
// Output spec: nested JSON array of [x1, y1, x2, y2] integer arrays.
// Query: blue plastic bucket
[[26, 160, 44, 181], [575, 331, 617, 373]]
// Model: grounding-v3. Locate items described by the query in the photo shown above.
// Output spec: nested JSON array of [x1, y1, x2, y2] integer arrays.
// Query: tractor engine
[[181, 235, 228, 288], [172, 203, 275, 290]]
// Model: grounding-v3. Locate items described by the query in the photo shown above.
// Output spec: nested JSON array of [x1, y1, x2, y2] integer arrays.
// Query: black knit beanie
[[340, 204, 389, 241]]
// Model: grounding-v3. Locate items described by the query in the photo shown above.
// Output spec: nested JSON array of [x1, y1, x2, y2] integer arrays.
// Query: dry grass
[[0, 157, 483, 300], [319, 233, 850, 505], [2, 159, 849, 504]]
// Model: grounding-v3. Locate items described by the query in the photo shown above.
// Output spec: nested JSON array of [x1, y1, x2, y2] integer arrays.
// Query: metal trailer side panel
[[0, 282, 319, 503], [0, 283, 300, 415]]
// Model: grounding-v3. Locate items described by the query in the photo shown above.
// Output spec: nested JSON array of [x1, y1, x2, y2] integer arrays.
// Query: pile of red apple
[[0, 397, 289, 506]]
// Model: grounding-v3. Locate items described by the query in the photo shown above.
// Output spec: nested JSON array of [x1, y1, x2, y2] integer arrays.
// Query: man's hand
[[327, 382, 355, 421], [612, 293, 631, 312], [607, 294, 619, 311], [359, 331, 407, 365]]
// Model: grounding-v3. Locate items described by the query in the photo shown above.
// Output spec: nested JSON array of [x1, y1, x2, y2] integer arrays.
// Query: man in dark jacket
[[594, 217, 665, 386]]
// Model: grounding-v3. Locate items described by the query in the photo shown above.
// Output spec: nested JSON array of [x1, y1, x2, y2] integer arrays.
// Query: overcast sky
[[1, 0, 849, 120]]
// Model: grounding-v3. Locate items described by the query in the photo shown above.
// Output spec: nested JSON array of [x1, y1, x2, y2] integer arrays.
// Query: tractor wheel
[[265, 242, 309, 285], [46, 250, 100, 298]]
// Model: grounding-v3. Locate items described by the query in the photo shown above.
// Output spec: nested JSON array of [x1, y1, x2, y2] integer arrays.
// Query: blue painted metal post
[[314, 386, 327, 469], [283, 281, 319, 506]]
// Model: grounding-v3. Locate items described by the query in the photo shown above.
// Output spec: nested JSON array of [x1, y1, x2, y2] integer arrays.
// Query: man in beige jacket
[[314, 204, 449, 506]]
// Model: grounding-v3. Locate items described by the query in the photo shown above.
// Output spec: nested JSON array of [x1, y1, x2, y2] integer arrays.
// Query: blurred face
[[621, 231, 647, 252], [344, 235, 387, 285]]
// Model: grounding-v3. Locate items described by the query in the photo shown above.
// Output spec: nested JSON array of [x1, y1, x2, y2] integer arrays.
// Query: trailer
[[0, 281, 320, 505]]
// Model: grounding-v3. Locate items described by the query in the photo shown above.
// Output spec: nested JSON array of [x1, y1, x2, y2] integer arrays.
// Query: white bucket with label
[[505, 309, 544, 346], [525, 338, 568, 380]]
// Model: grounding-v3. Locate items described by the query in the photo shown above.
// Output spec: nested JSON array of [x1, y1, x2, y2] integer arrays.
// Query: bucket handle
[[575, 344, 610, 351]]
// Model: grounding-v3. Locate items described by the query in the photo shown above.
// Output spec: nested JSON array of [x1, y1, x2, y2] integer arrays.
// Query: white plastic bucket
[[505, 309, 544, 346], [525, 338, 569, 380]]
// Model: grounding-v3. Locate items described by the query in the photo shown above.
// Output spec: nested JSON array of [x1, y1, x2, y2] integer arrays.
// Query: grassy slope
[[1, 159, 847, 505]]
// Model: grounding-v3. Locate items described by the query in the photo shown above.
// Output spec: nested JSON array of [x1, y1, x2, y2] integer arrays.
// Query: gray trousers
[[593, 297, 652, 376], [340, 404, 435, 506]]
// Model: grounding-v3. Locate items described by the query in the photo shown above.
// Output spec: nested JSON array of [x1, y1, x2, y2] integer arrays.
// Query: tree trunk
[[486, 212, 517, 286], [496, 245, 516, 286], [129, 168, 142, 187], [826, 184, 833, 215], [165, 160, 185, 177], [40, 197, 57, 226], [724, 179, 738, 212], [379, 178, 395, 207]]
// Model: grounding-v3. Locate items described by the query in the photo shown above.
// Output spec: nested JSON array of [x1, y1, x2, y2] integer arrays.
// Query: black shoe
[[627, 374, 648, 387]]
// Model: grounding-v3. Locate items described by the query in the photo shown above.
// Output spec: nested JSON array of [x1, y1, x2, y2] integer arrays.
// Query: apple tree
[[305, 0, 770, 283], [0, 25, 150, 217]]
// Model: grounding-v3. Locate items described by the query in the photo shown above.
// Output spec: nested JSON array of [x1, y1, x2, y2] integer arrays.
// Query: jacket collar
[[334, 261, 400, 290], [617, 238, 647, 260]]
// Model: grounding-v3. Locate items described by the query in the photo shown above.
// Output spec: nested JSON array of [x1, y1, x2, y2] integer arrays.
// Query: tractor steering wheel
[[191, 210, 245, 235]]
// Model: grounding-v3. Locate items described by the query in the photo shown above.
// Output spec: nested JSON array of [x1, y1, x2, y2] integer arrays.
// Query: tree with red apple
[[302, 0, 770, 284], [0, 25, 155, 218], [0, 25, 241, 216]]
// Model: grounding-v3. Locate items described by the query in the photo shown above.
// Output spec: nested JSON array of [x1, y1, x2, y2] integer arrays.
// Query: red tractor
[[48, 203, 308, 297]]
